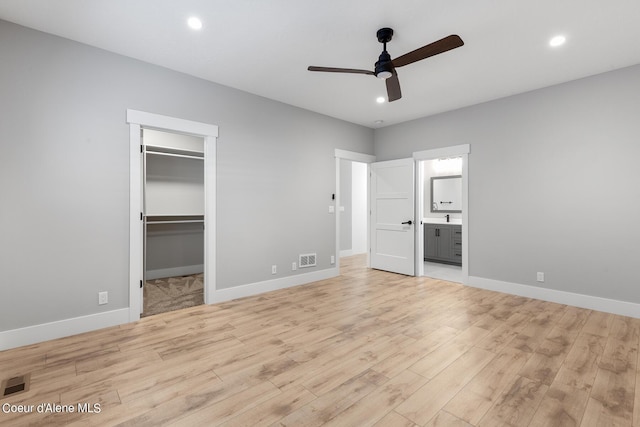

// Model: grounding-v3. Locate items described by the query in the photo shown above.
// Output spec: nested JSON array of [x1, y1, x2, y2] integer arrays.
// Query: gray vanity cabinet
[[424, 223, 462, 266]]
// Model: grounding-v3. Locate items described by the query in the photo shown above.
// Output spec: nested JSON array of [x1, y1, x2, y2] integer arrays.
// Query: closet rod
[[146, 151, 204, 161], [146, 219, 204, 225]]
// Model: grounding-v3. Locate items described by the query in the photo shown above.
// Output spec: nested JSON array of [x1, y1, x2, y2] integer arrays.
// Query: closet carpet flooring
[[142, 274, 204, 317]]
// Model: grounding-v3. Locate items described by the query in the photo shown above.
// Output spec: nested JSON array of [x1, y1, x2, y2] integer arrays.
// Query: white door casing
[[127, 109, 218, 322], [370, 158, 415, 276]]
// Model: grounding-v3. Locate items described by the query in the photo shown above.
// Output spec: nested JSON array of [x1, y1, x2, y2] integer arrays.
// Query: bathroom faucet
[[445, 214, 450, 223]]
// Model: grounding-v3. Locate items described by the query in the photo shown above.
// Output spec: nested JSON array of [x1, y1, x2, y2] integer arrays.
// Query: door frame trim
[[127, 109, 218, 321], [414, 144, 470, 282]]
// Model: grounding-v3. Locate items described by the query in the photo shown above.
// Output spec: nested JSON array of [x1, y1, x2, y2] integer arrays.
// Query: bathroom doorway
[[414, 145, 469, 284]]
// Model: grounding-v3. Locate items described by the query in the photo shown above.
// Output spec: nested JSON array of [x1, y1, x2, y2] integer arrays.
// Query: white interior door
[[370, 158, 415, 275]]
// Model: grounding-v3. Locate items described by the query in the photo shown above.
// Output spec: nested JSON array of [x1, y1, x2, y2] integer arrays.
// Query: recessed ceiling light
[[549, 35, 566, 47], [187, 17, 203, 30], [376, 97, 385, 104]]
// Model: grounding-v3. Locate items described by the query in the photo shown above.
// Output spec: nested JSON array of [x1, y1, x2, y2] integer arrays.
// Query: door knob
[[401, 220, 413, 225]]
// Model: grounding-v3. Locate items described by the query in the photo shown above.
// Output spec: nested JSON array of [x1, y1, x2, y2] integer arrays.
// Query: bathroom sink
[[423, 218, 462, 225]]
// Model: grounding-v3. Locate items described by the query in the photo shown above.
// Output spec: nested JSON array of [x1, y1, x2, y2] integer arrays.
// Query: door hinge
[[140, 145, 143, 153], [140, 280, 143, 289], [140, 212, 143, 221]]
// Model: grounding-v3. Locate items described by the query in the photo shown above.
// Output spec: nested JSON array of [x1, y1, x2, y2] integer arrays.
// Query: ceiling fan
[[308, 28, 464, 102]]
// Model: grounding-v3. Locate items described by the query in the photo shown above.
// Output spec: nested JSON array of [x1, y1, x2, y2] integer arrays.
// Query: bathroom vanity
[[424, 222, 462, 265]]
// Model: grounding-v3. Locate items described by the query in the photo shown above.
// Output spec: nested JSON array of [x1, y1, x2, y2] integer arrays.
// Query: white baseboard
[[210, 267, 339, 304], [146, 264, 204, 280], [468, 276, 640, 319], [1, 268, 338, 351], [0, 308, 130, 351]]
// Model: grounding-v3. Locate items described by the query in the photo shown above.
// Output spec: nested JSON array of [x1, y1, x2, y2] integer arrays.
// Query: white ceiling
[[2, 0, 640, 128]]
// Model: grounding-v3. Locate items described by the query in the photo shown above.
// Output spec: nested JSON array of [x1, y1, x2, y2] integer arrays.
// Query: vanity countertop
[[423, 218, 462, 225]]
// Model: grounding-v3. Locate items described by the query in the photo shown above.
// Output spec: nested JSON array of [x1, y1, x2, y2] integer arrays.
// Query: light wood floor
[[1, 255, 639, 426]]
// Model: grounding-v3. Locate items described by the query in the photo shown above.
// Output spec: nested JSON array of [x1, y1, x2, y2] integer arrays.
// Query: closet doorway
[[127, 110, 218, 322], [142, 129, 204, 317]]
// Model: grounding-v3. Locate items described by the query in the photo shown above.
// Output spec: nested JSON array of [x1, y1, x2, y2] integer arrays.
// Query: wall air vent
[[299, 253, 317, 268]]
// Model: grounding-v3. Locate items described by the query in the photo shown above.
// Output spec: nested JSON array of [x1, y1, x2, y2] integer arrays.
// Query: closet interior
[[142, 128, 205, 317]]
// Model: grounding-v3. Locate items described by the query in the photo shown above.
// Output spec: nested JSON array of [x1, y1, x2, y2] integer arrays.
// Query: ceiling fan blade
[[308, 66, 375, 75], [386, 70, 402, 102], [392, 35, 464, 68]]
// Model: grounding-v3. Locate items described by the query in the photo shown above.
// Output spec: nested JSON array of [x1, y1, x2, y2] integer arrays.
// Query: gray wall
[[376, 64, 640, 303], [0, 20, 373, 331]]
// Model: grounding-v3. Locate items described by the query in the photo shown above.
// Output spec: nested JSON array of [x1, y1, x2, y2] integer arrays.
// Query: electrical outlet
[[330, 255, 335, 264], [329, 205, 335, 213], [272, 265, 277, 274], [292, 262, 297, 271], [98, 291, 108, 305], [536, 272, 545, 282]]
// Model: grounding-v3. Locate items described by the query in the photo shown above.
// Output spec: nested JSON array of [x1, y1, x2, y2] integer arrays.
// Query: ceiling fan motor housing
[[375, 51, 393, 79]]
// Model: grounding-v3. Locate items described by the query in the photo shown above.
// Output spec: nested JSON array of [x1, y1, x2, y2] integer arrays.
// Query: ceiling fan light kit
[[308, 27, 464, 102]]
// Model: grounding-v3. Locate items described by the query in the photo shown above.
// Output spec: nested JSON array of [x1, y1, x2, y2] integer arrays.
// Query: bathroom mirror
[[431, 175, 462, 213]]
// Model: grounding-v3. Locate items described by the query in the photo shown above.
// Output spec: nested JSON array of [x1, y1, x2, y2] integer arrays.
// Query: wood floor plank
[[323, 370, 428, 427], [302, 334, 414, 396], [276, 369, 388, 427], [444, 346, 529, 425], [0, 255, 638, 427], [218, 384, 315, 427], [634, 344, 640, 427], [518, 326, 578, 385], [169, 381, 281, 426], [373, 410, 417, 427], [588, 335, 637, 423], [423, 410, 473, 427], [553, 332, 608, 391], [528, 384, 590, 427], [477, 375, 548, 427], [407, 326, 491, 379], [370, 326, 460, 379], [582, 310, 614, 338], [580, 397, 631, 427], [396, 347, 496, 425]]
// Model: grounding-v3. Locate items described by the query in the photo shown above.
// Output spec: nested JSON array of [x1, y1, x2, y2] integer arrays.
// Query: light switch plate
[[329, 205, 335, 213]]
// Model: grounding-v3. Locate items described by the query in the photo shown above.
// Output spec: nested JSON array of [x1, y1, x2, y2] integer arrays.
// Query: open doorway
[[420, 157, 463, 283], [127, 109, 218, 322], [414, 144, 469, 283], [334, 149, 376, 272], [339, 159, 368, 258], [142, 128, 205, 317]]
